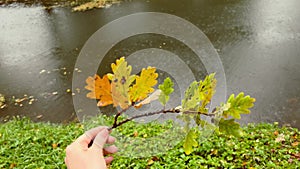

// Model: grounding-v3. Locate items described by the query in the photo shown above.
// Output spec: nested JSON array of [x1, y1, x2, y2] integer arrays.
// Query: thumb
[[90, 128, 109, 150]]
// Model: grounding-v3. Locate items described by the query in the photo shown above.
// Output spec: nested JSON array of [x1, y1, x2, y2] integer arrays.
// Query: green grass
[[0, 116, 299, 169]]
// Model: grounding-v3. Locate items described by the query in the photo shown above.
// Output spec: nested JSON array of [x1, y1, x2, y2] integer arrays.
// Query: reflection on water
[[0, 0, 299, 128]]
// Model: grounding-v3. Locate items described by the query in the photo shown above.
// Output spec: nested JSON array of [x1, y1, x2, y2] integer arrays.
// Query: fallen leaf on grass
[[275, 134, 285, 143], [147, 156, 159, 166], [147, 159, 154, 166], [291, 153, 300, 160], [52, 143, 58, 149], [292, 141, 299, 147], [9, 163, 16, 169]]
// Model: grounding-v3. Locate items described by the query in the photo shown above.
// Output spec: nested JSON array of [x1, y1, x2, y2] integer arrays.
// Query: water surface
[[0, 0, 299, 128]]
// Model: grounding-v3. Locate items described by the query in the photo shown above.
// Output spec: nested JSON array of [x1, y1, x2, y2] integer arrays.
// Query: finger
[[103, 145, 118, 155], [90, 129, 109, 150], [64, 157, 68, 166], [105, 156, 114, 164], [76, 126, 107, 146], [107, 136, 116, 144], [84, 126, 108, 141]]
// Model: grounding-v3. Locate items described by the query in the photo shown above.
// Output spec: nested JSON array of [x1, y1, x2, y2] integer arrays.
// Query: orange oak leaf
[[85, 74, 113, 107]]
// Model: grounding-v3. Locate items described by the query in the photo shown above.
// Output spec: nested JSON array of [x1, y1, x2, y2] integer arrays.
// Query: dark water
[[0, 0, 299, 128]]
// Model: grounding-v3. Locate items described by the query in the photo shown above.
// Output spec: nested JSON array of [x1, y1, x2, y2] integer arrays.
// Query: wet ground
[[0, 0, 299, 128]]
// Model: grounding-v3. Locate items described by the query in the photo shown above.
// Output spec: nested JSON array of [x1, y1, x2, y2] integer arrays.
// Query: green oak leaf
[[183, 129, 198, 155], [158, 77, 174, 106], [223, 92, 255, 119], [181, 81, 200, 111], [181, 73, 216, 112], [218, 118, 243, 137]]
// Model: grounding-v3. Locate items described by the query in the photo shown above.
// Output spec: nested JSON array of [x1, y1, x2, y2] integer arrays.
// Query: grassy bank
[[0, 117, 299, 168]]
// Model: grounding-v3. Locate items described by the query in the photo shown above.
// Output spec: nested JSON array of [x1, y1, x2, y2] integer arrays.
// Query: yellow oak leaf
[[85, 74, 113, 107], [130, 66, 158, 102], [109, 57, 136, 109], [198, 73, 217, 111]]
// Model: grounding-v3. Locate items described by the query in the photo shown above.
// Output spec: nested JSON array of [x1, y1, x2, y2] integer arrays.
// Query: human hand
[[65, 126, 118, 169]]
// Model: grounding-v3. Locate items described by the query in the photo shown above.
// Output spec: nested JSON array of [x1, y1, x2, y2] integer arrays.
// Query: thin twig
[[110, 108, 216, 129], [181, 110, 216, 117], [112, 107, 130, 128], [112, 109, 165, 129]]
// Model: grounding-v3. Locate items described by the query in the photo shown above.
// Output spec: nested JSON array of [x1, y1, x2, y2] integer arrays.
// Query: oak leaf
[[219, 118, 243, 137], [158, 77, 174, 106], [198, 73, 216, 112], [85, 74, 113, 106], [134, 90, 161, 108], [181, 81, 200, 111], [183, 129, 198, 155], [129, 66, 158, 102], [275, 134, 285, 143], [108, 57, 136, 109], [223, 92, 256, 119], [181, 73, 217, 113]]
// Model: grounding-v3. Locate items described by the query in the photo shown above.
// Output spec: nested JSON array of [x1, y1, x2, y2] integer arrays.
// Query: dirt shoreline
[[0, 0, 119, 11], [0, 0, 71, 6]]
